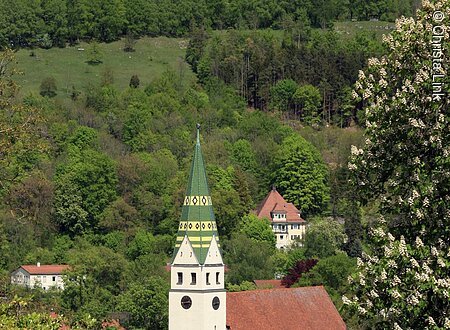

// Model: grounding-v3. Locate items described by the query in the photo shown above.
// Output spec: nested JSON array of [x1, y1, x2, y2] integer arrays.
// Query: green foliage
[[185, 27, 209, 73], [226, 280, 257, 292], [270, 79, 298, 112], [296, 252, 356, 303], [0, 50, 49, 195], [0, 0, 412, 49], [0, 296, 63, 329], [39, 77, 57, 98], [212, 188, 243, 239], [238, 214, 275, 248], [99, 198, 138, 233], [54, 149, 118, 235], [123, 33, 136, 52], [272, 134, 330, 217], [116, 277, 169, 330], [304, 218, 346, 258], [194, 28, 384, 124], [293, 84, 322, 124], [129, 74, 140, 88], [86, 42, 103, 65], [229, 139, 259, 174], [126, 230, 173, 259], [223, 233, 276, 284]]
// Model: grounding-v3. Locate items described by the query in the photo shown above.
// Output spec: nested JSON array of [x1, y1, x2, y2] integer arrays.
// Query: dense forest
[[0, 0, 420, 47], [2, 0, 448, 329], [187, 27, 383, 124]]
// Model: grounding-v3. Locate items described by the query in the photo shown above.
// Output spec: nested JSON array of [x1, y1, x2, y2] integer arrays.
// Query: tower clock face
[[181, 296, 192, 309], [212, 296, 220, 310]]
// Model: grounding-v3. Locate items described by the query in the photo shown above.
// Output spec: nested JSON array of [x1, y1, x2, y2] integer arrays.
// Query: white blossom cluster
[[343, 225, 450, 328]]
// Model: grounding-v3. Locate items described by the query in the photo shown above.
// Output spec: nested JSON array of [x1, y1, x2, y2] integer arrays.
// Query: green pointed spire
[[173, 124, 220, 264]]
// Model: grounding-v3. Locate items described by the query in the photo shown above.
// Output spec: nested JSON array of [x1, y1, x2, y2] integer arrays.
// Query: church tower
[[169, 125, 226, 330]]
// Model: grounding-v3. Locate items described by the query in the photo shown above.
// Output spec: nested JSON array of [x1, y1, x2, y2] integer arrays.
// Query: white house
[[255, 187, 307, 249], [10, 263, 69, 290]]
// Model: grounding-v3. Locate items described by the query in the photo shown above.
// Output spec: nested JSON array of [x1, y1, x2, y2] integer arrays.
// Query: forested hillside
[[0, 40, 364, 327], [187, 28, 383, 125], [0, 0, 419, 47]]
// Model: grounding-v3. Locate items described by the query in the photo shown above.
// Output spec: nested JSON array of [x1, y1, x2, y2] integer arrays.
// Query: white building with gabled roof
[[10, 263, 69, 290], [255, 187, 307, 249]]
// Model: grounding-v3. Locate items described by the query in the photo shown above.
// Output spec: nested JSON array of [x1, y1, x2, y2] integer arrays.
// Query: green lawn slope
[[14, 37, 193, 99]]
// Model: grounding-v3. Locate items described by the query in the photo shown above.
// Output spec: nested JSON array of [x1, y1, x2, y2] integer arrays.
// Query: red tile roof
[[255, 188, 306, 223], [226, 286, 346, 330], [253, 280, 285, 289], [20, 265, 70, 275]]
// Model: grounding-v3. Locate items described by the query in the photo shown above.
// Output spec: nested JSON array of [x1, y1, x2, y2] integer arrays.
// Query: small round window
[[212, 296, 220, 310], [181, 296, 192, 309]]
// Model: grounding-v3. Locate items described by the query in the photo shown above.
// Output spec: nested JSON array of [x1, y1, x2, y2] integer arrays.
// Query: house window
[[191, 273, 197, 285], [280, 235, 284, 240], [216, 272, 220, 284], [177, 272, 183, 285], [206, 273, 211, 285], [52, 276, 56, 282]]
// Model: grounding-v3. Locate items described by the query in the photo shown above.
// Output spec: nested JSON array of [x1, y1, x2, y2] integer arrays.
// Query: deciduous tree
[[272, 134, 330, 217], [344, 2, 450, 327]]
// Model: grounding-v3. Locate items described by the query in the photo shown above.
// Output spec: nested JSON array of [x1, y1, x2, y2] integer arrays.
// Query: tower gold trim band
[[183, 195, 212, 206], [178, 221, 217, 231]]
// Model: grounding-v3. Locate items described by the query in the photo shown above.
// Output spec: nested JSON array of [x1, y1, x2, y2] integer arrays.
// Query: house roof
[[255, 188, 306, 223], [19, 265, 70, 275], [226, 286, 346, 330], [172, 125, 221, 265], [253, 279, 285, 289]]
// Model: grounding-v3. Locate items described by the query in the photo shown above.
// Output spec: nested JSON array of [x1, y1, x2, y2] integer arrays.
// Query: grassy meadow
[[334, 20, 395, 40], [14, 37, 194, 100]]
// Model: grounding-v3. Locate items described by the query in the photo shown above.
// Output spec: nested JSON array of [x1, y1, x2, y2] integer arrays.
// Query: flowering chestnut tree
[[343, 1, 450, 328]]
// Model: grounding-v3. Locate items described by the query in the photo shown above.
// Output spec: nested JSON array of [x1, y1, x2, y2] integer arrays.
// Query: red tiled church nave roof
[[255, 188, 306, 223], [21, 265, 70, 275], [226, 286, 346, 330]]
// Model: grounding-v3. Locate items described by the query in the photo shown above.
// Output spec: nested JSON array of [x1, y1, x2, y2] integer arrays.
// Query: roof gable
[[172, 235, 200, 265], [203, 234, 223, 265], [226, 286, 345, 330], [256, 188, 305, 223]]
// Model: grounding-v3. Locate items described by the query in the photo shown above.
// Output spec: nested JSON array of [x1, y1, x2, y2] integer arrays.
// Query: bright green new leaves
[[293, 84, 322, 124], [0, 50, 48, 195], [239, 214, 276, 248], [272, 134, 330, 217], [54, 148, 118, 235], [270, 79, 298, 112], [116, 277, 169, 330]]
